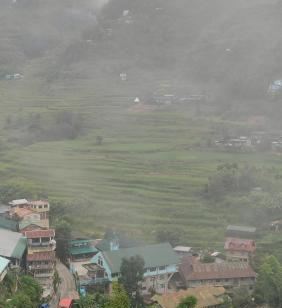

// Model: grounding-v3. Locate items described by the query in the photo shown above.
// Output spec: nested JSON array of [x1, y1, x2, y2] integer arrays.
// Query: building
[[83, 243, 179, 294], [69, 239, 98, 262], [8, 207, 41, 222], [179, 256, 256, 290], [0, 256, 10, 282], [225, 225, 256, 239], [224, 238, 256, 262], [27, 251, 56, 286], [22, 229, 56, 295], [0, 228, 27, 267], [22, 229, 56, 252], [153, 286, 228, 308], [7, 199, 50, 229], [9, 199, 28, 208]]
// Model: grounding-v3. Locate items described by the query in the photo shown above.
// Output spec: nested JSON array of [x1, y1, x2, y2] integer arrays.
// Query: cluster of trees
[[206, 163, 258, 201], [0, 274, 42, 308], [4, 111, 84, 145]]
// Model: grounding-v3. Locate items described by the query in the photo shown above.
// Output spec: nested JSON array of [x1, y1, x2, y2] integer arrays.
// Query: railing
[[80, 277, 109, 286]]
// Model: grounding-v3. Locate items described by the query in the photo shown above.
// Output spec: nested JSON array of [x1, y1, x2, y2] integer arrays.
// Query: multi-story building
[[22, 229, 56, 293], [82, 243, 179, 294], [224, 238, 256, 262]]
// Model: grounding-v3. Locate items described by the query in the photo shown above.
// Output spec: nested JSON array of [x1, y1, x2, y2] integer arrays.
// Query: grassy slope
[[0, 0, 282, 250]]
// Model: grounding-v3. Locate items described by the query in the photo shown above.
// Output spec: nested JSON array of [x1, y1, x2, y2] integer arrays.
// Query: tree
[[155, 229, 180, 247], [53, 269, 61, 293], [119, 255, 145, 305], [177, 296, 197, 308], [77, 293, 109, 308], [6, 293, 34, 308], [106, 283, 130, 308], [55, 219, 71, 264], [254, 255, 282, 307], [232, 287, 255, 308]]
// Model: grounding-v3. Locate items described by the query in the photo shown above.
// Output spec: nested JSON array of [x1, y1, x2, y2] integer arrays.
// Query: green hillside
[[0, 0, 282, 250]]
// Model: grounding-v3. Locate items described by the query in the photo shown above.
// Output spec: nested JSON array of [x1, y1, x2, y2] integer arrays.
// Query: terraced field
[[2, 74, 282, 248]]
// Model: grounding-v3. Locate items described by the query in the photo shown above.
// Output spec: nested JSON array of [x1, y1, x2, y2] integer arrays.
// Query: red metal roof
[[27, 251, 55, 262], [59, 298, 73, 308], [180, 256, 256, 281], [23, 229, 55, 238], [224, 237, 256, 252]]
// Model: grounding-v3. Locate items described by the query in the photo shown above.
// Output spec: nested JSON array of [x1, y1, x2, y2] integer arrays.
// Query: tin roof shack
[[224, 238, 256, 263], [153, 286, 228, 308], [0, 229, 27, 268], [179, 256, 256, 290], [173, 246, 193, 258], [225, 225, 256, 239]]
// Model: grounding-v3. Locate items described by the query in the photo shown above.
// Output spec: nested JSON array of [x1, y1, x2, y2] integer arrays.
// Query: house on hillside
[[224, 238, 256, 263], [8, 199, 50, 229], [23, 229, 56, 296], [22, 229, 56, 252], [9, 199, 28, 208], [0, 256, 10, 282], [27, 251, 56, 286], [153, 286, 228, 308], [225, 225, 256, 239], [179, 256, 256, 290], [8, 207, 41, 222], [0, 228, 27, 268], [69, 239, 98, 262], [82, 243, 179, 294]]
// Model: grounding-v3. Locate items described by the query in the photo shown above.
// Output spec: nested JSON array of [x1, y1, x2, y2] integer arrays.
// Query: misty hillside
[[1, 0, 282, 101], [1, 0, 282, 246]]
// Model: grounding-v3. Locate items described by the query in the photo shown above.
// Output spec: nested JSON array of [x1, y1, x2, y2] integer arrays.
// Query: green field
[[1, 75, 282, 250]]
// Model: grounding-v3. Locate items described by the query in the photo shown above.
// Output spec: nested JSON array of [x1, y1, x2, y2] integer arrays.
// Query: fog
[[1, 0, 282, 278]]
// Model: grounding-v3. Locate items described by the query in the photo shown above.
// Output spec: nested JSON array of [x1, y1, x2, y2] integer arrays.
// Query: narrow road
[[49, 261, 79, 308]]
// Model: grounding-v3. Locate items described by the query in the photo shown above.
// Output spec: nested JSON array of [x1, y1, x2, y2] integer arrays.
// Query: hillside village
[[0, 197, 268, 307]]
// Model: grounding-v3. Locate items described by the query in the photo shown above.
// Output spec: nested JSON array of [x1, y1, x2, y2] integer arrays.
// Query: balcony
[[80, 277, 109, 286]]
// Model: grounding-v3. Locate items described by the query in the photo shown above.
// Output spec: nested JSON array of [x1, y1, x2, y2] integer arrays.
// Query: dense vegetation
[[0, 273, 42, 308], [0, 0, 282, 255]]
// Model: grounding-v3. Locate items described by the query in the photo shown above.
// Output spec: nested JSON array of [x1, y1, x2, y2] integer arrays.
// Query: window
[[149, 267, 157, 272], [159, 266, 166, 271], [160, 284, 165, 289], [98, 257, 103, 267], [44, 204, 48, 208]]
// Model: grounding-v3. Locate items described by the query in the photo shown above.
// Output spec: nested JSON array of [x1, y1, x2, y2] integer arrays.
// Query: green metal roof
[[0, 256, 9, 273], [11, 237, 27, 259], [69, 239, 95, 246], [69, 246, 98, 256], [102, 243, 179, 273], [0, 216, 18, 232]]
